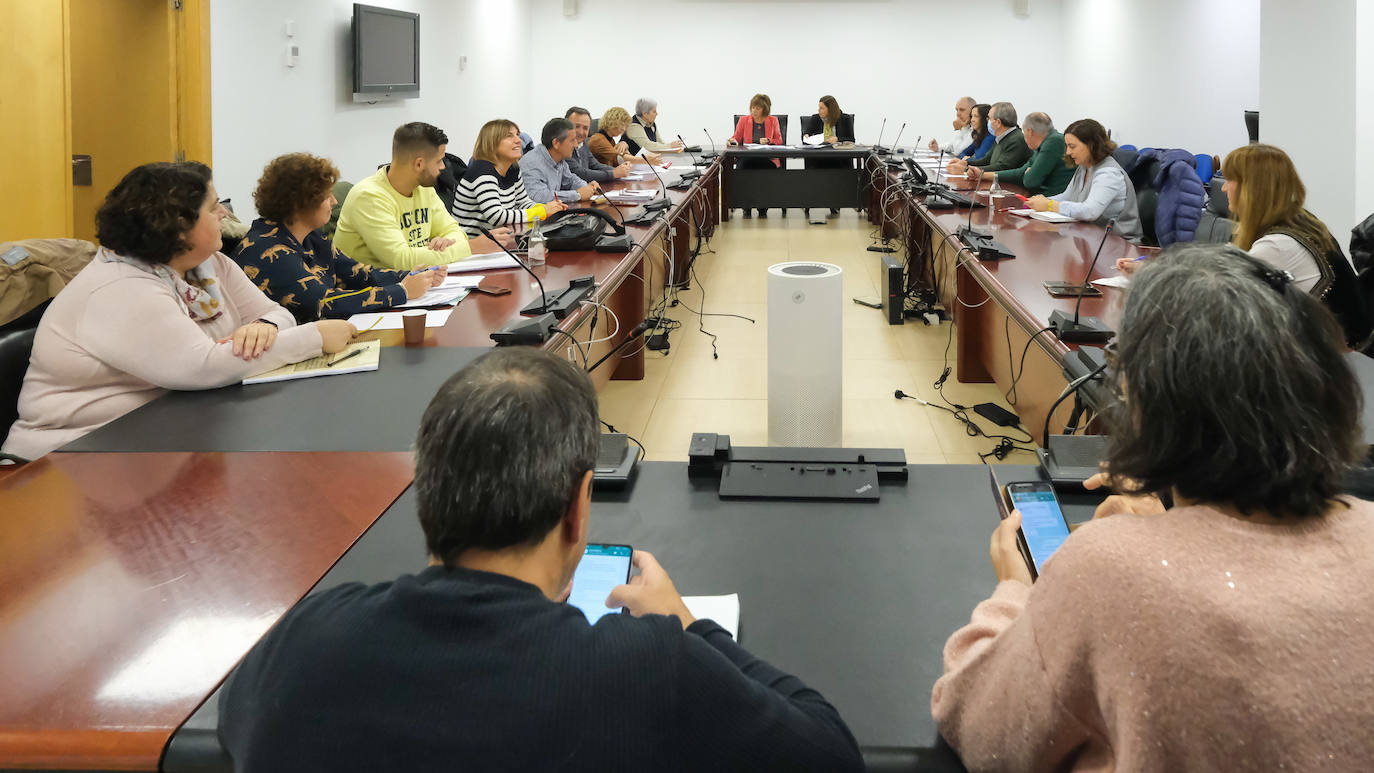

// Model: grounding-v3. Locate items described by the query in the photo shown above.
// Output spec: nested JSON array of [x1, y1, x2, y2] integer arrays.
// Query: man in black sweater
[[218, 348, 863, 772]]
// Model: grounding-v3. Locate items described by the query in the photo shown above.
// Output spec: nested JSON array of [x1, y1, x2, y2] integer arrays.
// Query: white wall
[[525, 0, 1070, 153], [1260, 0, 1356, 235], [211, 0, 532, 219], [1356, 0, 1374, 232], [1061, 0, 1259, 155]]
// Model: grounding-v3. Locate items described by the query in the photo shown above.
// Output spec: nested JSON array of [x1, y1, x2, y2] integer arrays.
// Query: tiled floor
[[597, 210, 1038, 464]]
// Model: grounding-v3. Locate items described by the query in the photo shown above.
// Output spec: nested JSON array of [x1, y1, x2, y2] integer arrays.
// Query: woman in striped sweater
[[452, 120, 566, 236]]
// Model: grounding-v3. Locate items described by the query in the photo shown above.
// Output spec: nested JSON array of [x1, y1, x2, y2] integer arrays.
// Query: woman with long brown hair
[[1220, 143, 1370, 348]]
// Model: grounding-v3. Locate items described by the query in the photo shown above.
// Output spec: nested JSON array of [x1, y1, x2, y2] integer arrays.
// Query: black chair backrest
[[734, 114, 789, 144], [798, 113, 855, 141], [590, 117, 599, 134], [0, 324, 39, 449], [1244, 110, 1259, 143]]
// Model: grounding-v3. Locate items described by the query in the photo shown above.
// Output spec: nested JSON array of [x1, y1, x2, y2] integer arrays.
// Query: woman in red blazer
[[727, 93, 783, 217]]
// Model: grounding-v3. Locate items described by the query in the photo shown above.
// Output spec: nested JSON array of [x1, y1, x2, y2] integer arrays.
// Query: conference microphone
[[874, 117, 888, 154], [640, 157, 673, 212], [586, 317, 656, 374], [1047, 219, 1118, 343], [676, 134, 705, 177], [478, 225, 550, 315], [702, 128, 719, 159], [887, 122, 906, 157]]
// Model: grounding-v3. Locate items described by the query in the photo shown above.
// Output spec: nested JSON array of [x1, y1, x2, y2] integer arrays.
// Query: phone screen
[[567, 544, 633, 624], [1006, 484, 1071, 575]]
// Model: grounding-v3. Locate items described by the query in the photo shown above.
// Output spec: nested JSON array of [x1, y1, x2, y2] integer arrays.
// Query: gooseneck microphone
[[874, 117, 888, 153], [677, 134, 704, 177], [641, 157, 672, 212], [702, 128, 720, 159], [478, 225, 549, 314], [1048, 219, 1118, 343]]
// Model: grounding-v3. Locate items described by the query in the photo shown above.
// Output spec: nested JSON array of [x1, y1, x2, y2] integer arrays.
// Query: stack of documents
[[682, 593, 740, 639], [244, 339, 380, 385]]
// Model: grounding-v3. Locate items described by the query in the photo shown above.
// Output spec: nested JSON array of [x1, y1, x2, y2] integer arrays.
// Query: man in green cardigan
[[951, 102, 1031, 174], [985, 112, 1074, 195]]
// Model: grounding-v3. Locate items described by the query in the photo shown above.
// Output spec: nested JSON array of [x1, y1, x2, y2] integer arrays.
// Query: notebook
[[1009, 208, 1076, 223], [242, 339, 380, 385]]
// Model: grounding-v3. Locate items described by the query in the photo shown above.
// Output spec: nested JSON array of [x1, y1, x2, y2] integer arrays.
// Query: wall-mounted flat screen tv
[[352, 3, 419, 96]]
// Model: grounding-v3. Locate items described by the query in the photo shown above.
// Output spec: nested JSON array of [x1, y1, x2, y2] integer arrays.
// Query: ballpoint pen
[[327, 348, 363, 367]]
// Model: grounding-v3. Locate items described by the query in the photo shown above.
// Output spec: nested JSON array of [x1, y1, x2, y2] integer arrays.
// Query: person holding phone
[[219, 348, 863, 772], [931, 243, 1374, 770]]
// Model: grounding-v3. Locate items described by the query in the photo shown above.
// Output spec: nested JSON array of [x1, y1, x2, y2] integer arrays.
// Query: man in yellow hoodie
[[335, 122, 515, 270]]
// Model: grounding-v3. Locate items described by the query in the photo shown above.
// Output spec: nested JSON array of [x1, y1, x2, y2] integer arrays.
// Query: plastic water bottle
[[527, 215, 546, 267]]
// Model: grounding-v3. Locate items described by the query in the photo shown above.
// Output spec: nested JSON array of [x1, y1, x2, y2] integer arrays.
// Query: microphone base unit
[[677, 170, 703, 181], [622, 212, 661, 226], [872, 145, 892, 155], [520, 275, 596, 319], [1048, 310, 1115, 343], [490, 312, 557, 346], [643, 197, 673, 212], [594, 233, 634, 253], [1037, 434, 1111, 490], [957, 226, 1015, 261]]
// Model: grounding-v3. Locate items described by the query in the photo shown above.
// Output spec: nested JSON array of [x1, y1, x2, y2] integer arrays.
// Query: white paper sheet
[[349, 308, 454, 331], [682, 593, 740, 639], [1091, 275, 1131, 289], [395, 286, 470, 309], [447, 253, 521, 272], [1007, 208, 1077, 223], [802, 134, 826, 146]]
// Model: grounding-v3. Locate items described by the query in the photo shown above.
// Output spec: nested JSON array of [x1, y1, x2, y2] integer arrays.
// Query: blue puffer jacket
[[1138, 148, 1205, 248]]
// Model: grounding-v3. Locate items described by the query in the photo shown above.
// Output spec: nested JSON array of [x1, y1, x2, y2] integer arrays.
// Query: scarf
[[99, 247, 225, 322]]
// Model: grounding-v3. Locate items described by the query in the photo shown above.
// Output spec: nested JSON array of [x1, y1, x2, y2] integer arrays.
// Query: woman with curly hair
[[2, 161, 357, 461], [234, 152, 444, 323]]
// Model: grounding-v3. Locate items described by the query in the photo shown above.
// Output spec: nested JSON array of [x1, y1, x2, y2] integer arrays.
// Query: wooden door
[[0, 2, 72, 240], [68, 0, 179, 241]]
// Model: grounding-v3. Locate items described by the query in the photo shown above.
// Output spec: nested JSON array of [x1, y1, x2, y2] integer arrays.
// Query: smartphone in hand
[[1003, 482, 1072, 580], [567, 544, 633, 624]]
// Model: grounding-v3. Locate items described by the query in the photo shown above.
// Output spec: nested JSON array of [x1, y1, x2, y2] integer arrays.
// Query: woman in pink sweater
[[933, 243, 1374, 771], [2, 162, 357, 461]]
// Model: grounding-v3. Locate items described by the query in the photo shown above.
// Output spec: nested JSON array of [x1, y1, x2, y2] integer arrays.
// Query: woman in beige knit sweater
[[933, 243, 1374, 771]]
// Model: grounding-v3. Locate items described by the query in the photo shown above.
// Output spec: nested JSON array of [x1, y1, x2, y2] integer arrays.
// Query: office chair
[[1244, 110, 1259, 143], [590, 117, 599, 134]]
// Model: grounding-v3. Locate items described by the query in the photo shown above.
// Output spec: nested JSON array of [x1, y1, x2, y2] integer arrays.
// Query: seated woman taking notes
[[1, 162, 356, 461], [453, 119, 567, 237], [934, 243, 1374, 771], [234, 153, 444, 323], [1026, 118, 1143, 242]]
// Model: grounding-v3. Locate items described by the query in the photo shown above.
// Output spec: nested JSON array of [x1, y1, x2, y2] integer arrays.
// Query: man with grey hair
[[953, 101, 1031, 174], [968, 111, 1074, 195], [522, 117, 599, 204], [929, 96, 976, 155], [625, 97, 684, 156]]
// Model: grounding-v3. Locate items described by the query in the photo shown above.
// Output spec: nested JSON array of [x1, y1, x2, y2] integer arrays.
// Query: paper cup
[[402, 310, 426, 345]]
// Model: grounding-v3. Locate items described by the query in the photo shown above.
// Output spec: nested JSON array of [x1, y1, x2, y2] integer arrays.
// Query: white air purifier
[[768, 261, 843, 446]]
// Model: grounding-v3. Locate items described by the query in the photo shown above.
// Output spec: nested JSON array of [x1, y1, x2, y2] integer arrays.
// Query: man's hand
[[646, 152, 663, 165], [427, 236, 456, 252], [947, 159, 968, 174], [928, 138, 940, 152], [606, 550, 697, 630], [1083, 472, 1166, 520], [576, 182, 599, 200], [612, 163, 632, 179], [991, 511, 1034, 585]]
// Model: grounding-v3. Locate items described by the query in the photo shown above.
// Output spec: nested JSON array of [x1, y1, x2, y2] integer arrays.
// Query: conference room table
[[865, 151, 1145, 438], [719, 144, 873, 217]]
